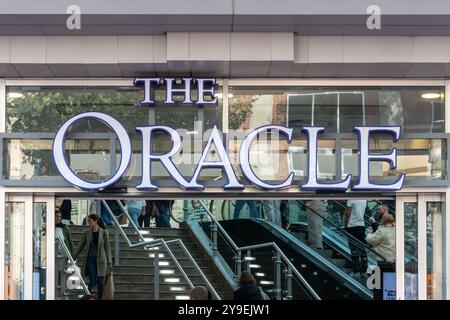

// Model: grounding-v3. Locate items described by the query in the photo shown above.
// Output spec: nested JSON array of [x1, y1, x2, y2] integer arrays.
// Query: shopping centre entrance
[[2, 192, 445, 300]]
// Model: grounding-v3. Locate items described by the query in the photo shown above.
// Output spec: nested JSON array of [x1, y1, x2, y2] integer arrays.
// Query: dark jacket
[[73, 228, 112, 278], [233, 284, 263, 300]]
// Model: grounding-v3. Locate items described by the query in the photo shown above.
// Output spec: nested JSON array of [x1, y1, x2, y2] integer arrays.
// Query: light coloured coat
[[366, 225, 396, 262]]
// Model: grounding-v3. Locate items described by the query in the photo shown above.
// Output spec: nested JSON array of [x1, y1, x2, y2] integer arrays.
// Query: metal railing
[[101, 199, 221, 300], [197, 200, 320, 300], [55, 234, 90, 297]]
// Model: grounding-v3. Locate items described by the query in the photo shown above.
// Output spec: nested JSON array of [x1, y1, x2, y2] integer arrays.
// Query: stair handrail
[[55, 234, 91, 296], [101, 200, 221, 300], [197, 200, 320, 300]]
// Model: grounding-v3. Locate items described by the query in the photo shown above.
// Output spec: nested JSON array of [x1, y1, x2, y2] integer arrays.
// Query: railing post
[[114, 224, 120, 267], [236, 251, 242, 281], [246, 250, 252, 272], [275, 251, 282, 300], [154, 247, 160, 300], [286, 266, 293, 300], [183, 200, 189, 221]]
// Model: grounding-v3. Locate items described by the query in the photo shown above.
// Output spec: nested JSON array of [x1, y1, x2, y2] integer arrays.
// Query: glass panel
[[33, 203, 47, 300], [404, 202, 418, 300], [229, 86, 445, 133], [426, 201, 445, 300], [3, 138, 116, 181], [5, 202, 25, 300], [342, 139, 446, 181], [6, 86, 222, 133]]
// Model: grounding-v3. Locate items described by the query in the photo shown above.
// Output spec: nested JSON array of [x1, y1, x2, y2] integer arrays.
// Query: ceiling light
[[164, 278, 180, 283], [7, 92, 24, 99], [421, 93, 441, 99]]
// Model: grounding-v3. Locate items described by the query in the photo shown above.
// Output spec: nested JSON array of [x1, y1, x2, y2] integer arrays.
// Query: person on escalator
[[369, 204, 389, 233], [265, 200, 282, 226], [305, 200, 326, 250], [233, 272, 269, 300], [344, 199, 368, 276], [233, 200, 260, 219], [366, 213, 396, 263]]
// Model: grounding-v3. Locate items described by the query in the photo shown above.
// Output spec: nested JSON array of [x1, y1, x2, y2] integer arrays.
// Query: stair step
[[68, 226, 188, 237]]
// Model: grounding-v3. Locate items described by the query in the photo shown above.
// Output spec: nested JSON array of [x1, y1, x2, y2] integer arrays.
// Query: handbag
[[103, 266, 114, 300]]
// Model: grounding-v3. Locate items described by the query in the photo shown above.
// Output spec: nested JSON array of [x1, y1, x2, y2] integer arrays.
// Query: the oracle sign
[[52, 78, 405, 192]]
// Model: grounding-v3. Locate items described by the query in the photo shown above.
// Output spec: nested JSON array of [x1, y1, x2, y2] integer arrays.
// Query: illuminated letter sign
[[352, 127, 405, 190], [52, 84, 406, 192], [240, 125, 294, 190], [53, 112, 131, 190], [133, 77, 217, 106]]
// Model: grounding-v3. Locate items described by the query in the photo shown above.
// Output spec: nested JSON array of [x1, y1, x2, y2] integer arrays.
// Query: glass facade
[[2, 84, 447, 187], [5, 202, 25, 300], [0, 80, 448, 301]]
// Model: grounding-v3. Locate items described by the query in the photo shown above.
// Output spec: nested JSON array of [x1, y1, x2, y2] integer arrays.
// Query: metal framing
[[0, 77, 449, 300]]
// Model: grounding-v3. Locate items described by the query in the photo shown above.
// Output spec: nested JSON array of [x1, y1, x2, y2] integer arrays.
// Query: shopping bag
[[103, 268, 114, 300]]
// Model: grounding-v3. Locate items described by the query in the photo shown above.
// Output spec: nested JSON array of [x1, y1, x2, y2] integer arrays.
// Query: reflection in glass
[[341, 139, 446, 181], [426, 202, 444, 300], [33, 203, 47, 300], [229, 86, 445, 133], [5, 202, 25, 300]]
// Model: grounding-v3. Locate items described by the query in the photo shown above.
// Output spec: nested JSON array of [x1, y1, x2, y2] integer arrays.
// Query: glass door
[[1, 193, 55, 300], [396, 193, 446, 300]]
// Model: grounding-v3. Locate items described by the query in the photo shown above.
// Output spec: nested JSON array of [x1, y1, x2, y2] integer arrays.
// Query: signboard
[[52, 78, 406, 192]]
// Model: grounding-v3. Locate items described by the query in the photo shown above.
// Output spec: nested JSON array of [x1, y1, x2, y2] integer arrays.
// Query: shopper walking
[[73, 214, 112, 300]]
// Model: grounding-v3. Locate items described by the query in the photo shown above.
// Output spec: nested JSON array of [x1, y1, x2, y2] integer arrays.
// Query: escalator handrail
[[55, 234, 91, 296], [198, 200, 321, 300], [293, 200, 387, 261], [250, 218, 374, 299]]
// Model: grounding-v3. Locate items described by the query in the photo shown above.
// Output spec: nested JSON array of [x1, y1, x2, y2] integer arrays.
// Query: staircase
[[63, 225, 233, 300]]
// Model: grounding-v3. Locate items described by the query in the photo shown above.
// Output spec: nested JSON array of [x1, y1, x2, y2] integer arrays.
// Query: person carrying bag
[[103, 265, 114, 300]]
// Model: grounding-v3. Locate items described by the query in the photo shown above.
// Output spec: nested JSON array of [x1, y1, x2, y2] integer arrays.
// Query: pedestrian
[[233, 271, 269, 300], [127, 200, 145, 228], [344, 200, 368, 276], [233, 200, 260, 219], [305, 200, 326, 249], [265, 200, 282, 226], [366, 213, 396, 262], [189, 286, 209, 300]]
